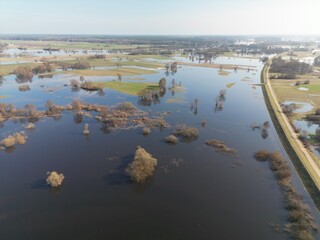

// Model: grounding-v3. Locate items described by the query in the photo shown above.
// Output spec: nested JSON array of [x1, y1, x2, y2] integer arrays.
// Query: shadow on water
[[31, 179, 49, 189], [32, 178, 63, 194], [104, 154, 133, 185], [104, 154, 154, 193]]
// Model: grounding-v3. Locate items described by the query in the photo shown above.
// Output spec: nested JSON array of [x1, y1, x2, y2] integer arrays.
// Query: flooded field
[[0, 57, 319, 240]]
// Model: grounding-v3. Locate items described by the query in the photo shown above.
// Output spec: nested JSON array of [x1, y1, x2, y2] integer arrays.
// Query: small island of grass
[[89, 81, 159, 96]]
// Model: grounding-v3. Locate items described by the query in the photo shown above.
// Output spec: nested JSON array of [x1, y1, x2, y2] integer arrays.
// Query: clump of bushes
[[83, 123, 90, 135], [81, 82, 102, 91], [25, 123, 35, 130], [18, 84, 31, 91], [206, 140, 237, 154], [254, 150, 318, 239], [201, 119, 207, 127], [0, 132, 27, 148], [46, 171, 65, 187], [174, 124, 199, 140], [115, 102, 136, 111], [281, 103, 296, 115], [13, 66, 33, 81], [165, 135, 178, 143], [126, 146, 157, 183], [142, 127, 151, 135], [70, 79, 81, 91], [88, 54, 105, 59], [45, 100, 61, 115], [254, 150, 270, 161], [32, 63, 53, 74], [70, 61, 90, 70], [304, 79, 310, 85]]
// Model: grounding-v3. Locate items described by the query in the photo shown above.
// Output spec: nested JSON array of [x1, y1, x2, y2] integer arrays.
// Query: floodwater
[[0, 57, 319, 240], [3, 48, 110, 57]]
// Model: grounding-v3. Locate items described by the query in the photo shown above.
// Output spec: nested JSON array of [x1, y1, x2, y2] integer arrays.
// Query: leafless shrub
[[83, 123, 90, 135], [18, 84, 30, 91], [0, 132, 27, 148], [115, 102, 136, 111], [254, 150, 270, 161], [126, 146, 157, 183], [46, 171, 65, 187], [25, 123, 35, 130], [174, 124, 199, 140], [70, 79, 81, 91], [142, 127, 151, 135], [13, 66, 33, 81], [206, 140, 237, 154], [201, 119, 207, 127], [165, 135, 178, 143]]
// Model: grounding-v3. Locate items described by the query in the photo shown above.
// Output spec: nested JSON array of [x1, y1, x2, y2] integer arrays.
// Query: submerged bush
[[18, 84, 31, 91], [46, 171, 65, 187], [25, 123, 35, 130], [0, 132, 27, 148], [254, 150, 270, 161], [83, 123, 90, 135], [254, 150, 318, 239], [116, 102, 136, 111], [174, 124, 199, 140], [126, 146, 157, 183], [13, 66, 33, 81], [1, 135, 16, 148], [165, 135, 178, 143], [142, 127, 151, 135], [206, 140, 237, 154]]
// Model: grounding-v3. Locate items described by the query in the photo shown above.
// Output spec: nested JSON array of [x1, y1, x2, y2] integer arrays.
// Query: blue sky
[[0, 0, 319, 35]]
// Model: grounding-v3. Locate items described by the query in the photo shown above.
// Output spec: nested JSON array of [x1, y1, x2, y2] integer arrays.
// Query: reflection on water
[[0, 57, 319, 240]]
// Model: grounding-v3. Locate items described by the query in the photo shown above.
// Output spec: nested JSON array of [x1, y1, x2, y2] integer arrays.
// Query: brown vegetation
[[32, 63, 53, 74], [13, 66, 33, 81], [255, 150, 318, 239], [126, 146, 157, 183], [174, 124, 199, 140], [206, 140, 237, 154], [18, 84, 31, 91], [254, 150, 270, 161], [70, 61, 90, 70], [165, 135, 178, 143], [46, 171, 65, 187], [0, 132, 27, 148], [142, 127, 151, 135], [83, 123, 90, 135]]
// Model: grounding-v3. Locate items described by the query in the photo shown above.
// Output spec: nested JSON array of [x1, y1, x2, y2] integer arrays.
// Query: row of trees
[[270, 56, 312, 79]]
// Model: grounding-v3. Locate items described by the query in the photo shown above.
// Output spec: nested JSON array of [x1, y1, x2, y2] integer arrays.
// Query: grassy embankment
[[261, 62, 320, 209]]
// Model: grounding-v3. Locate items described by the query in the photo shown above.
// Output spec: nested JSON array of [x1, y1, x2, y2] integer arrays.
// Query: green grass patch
[[0, 62, 40, 76], [91, 81, 159, 96], [218, 70, 231, 76], [126, 77, 145, 81], [166, 98, 185, 104], [226, 82, 236, 88]]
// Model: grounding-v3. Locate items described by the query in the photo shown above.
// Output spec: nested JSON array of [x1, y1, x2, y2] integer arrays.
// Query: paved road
[[265, 64, 320, 188]]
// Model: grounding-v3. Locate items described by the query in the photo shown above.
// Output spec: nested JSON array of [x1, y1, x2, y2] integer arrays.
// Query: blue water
[[0, 58, 319, 240]]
